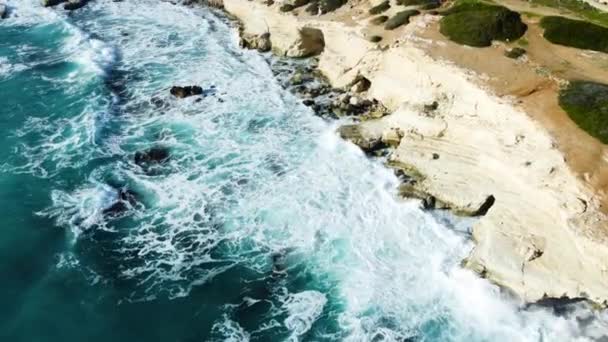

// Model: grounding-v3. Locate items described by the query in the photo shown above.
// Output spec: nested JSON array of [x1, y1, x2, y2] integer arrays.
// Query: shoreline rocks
[[240, 32, 272, 52], [216, 0, 608, 307]]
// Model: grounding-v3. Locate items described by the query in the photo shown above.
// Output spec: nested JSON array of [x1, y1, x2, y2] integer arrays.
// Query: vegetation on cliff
[[540, 16, 608, 53], [396, 0, 439, 7], [529, 0, 608, 26], [369, 0, 390, 14], [439, 2, 527, 47], [384, 9, 420, 29], [370, 15, 389, 24], [559, 81, 608, 144]]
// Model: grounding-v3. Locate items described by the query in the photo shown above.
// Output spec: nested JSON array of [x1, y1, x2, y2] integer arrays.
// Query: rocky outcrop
[[170, 85, 203, 98], [223, 0, 324, 57], [338, 125, 389, 155], [240, 32, 272, 52], [285, 27, 325, 57]]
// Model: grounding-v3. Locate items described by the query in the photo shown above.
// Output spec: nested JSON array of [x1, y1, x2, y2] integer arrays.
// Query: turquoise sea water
[[1, 1, 607, 341]]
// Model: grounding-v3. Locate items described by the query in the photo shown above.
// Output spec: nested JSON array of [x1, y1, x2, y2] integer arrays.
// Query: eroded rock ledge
[[220, 0, 608, 306]]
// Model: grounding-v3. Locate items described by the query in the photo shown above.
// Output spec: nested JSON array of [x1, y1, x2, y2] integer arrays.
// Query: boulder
[[64, 0, 88, 10], [286, 27, 325, 58], [41, 0, 66, 7], [170, 85, 203, 98], [240, 32, 272, 52]]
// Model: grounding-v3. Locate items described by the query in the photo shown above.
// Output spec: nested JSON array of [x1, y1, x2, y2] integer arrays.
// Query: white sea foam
[[282, 291, 328, 339], [211, 315, 251, 342], [0, 56, 27, 78], [40, 182, 118, 238]]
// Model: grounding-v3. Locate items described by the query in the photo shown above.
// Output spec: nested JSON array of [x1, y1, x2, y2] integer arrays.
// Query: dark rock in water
[[134, 147, 170, 166], [0, 5, 7, 19], [64, 0, 88, 10], [41, 0, 66, 7], [103, 188, 138, 216], [150, 96, 166, 108], [170, 85, 203, 98], [527, 295, 586, 316], [303, 99, 315, 106]]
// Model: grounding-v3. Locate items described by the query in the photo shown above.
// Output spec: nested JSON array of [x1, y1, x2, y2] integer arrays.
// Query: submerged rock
[[134, 147, 170, 166], [103, 188, 138, 216], [170, 85, 203, 98]]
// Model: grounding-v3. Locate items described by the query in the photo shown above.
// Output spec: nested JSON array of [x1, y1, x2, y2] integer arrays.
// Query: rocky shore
[[216, 0, 608, 306]]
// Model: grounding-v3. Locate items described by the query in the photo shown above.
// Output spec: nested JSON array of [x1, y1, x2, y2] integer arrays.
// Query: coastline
[[216, 0, 608, 306]]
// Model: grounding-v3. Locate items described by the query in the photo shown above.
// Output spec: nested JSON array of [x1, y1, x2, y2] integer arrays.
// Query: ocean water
[[1, 1, 607, 341]]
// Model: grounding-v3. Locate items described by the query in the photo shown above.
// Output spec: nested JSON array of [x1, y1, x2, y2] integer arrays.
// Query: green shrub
[[559, 81, 608, 143], [540, 16, 608, 53], [384, 10, 420, 30], [371, 15, 389, 24], [280, 4, 295, 11], [439, 3, 527, 47], [369, 0, 390, 14], [504, 47, 526, 58], [529, 0, 608, 27]]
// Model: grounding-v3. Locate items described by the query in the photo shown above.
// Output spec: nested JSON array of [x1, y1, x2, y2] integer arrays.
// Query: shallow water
[[1, 1, 607, 341]]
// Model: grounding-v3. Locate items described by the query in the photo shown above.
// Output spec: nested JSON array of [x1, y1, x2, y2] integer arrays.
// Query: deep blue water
[[1, 1, 606, 341]]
